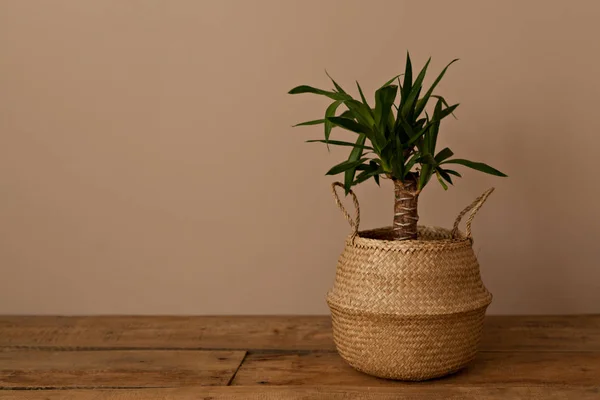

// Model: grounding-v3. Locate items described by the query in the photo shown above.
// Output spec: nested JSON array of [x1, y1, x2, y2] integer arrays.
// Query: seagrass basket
[[327, 182, 494, 381]]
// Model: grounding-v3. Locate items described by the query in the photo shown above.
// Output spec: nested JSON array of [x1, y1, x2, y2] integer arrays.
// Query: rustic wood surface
[[0, 315, 599, 398], [232, 351, 600, 386], [1, 386, 598, 400], [0, 349, 246, 388], [1, 315, 598, 351], [0, 316, 334, 350]]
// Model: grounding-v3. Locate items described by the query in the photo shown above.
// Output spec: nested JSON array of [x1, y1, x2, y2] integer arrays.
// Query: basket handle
[[451, 187, 495, 241], [331, 182, 360, 241]]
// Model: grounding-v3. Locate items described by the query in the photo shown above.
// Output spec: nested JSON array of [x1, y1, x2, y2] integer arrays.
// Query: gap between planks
[[225, 351, 248, 386]]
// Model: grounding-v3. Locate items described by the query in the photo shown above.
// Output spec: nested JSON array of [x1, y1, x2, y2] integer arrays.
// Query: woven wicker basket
[[327, 182, 494, 381]]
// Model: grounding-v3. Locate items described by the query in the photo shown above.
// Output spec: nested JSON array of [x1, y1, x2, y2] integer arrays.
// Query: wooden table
[[0, 316, 599, 399]]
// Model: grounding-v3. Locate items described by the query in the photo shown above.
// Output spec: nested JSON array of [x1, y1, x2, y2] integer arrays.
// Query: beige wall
[[1, 0, 599, 315]]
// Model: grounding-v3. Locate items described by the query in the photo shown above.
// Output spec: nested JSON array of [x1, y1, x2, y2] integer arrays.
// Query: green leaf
[[306, 139, 373, 150], [355, 82, 369, 105], [431, 95, 458, 119], [396, 135, 405, 165], [288, 85, 351, 101], [432, 95, 451, 107], [435, 170, 449, 190], [344, 134, 367, 193], [373, 173, 380, 186], [418, 101, 458, 150], [438, 103, 460, 121], [444, 169, 462, 177], [346, 81, 374, 123], [392, 110, 409, 143], [401, 58, 430, 118], [436, 167, 454, 185], [352, 160, 381, 185], [415, 117, 427, 130], [339, 109, 355, 120], [326, 116, 371, 135], [384, 133, 404, 180], [401, 52, 413, 106], [418, 163, 433, 190], [325, 156, 369, 176], [426, 99, 443, 153], [324, 101, 343, 146], [325, 70, 348, 95], [293, 119, 325, 127], [378, 140, 392, 156], [343, 100, 375, 128], [397, 114, 417, 141], [419, 154, 436, 165], [396, 76, 403, 95], [381, 74, 403, 88], [406, 128, 425, 146], [414, 59, 459, 117], [403, 116, 436, 147], [353, 168, 381, 185], [387, 110, 396, 133], [403, 153, 420, 178], [434, 147, 454, 163], [374, 85, 398, 135], [442, 159, 508, 177]]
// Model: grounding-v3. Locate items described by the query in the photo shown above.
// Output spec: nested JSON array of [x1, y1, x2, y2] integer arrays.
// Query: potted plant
[[289, 54, 506, 381]]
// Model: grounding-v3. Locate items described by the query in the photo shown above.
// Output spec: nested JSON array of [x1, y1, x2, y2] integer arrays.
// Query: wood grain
[[0, 349, 245, 388], [231, 351, 600, 386], [0, 316, 334, 351], [1, 315, 599, 351], [0, 386, 598, 400], [1, 315, 599, 398], [481, 315, 600, 351]]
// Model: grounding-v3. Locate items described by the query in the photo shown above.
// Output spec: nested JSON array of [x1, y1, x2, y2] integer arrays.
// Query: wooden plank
[[0, 316, 334, 351], [231, 351, 600, 386], [0, 386, 599, 400], [1, 315, 599, 352], [0, 349, 245, 388], [482, 315, 600, 351]]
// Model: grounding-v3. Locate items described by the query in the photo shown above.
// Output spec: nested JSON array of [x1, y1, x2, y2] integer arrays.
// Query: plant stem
[[392, 178, 419, 240]]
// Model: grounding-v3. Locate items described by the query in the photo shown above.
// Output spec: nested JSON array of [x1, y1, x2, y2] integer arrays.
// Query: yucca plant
[[289, 54, 507, 241]]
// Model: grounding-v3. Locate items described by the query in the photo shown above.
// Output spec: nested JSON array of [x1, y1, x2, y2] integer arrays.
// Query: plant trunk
[[392, 178, 419, 240]]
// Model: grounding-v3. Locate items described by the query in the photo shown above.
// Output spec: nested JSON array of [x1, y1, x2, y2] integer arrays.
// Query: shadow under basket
[[327, 184, 494, 381]]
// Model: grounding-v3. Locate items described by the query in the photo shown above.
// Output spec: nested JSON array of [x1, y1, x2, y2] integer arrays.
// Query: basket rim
[[349, 225, 472, 251]]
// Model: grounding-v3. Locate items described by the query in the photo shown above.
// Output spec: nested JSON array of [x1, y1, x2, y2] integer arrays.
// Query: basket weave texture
[[327, 183, 494, 381]]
